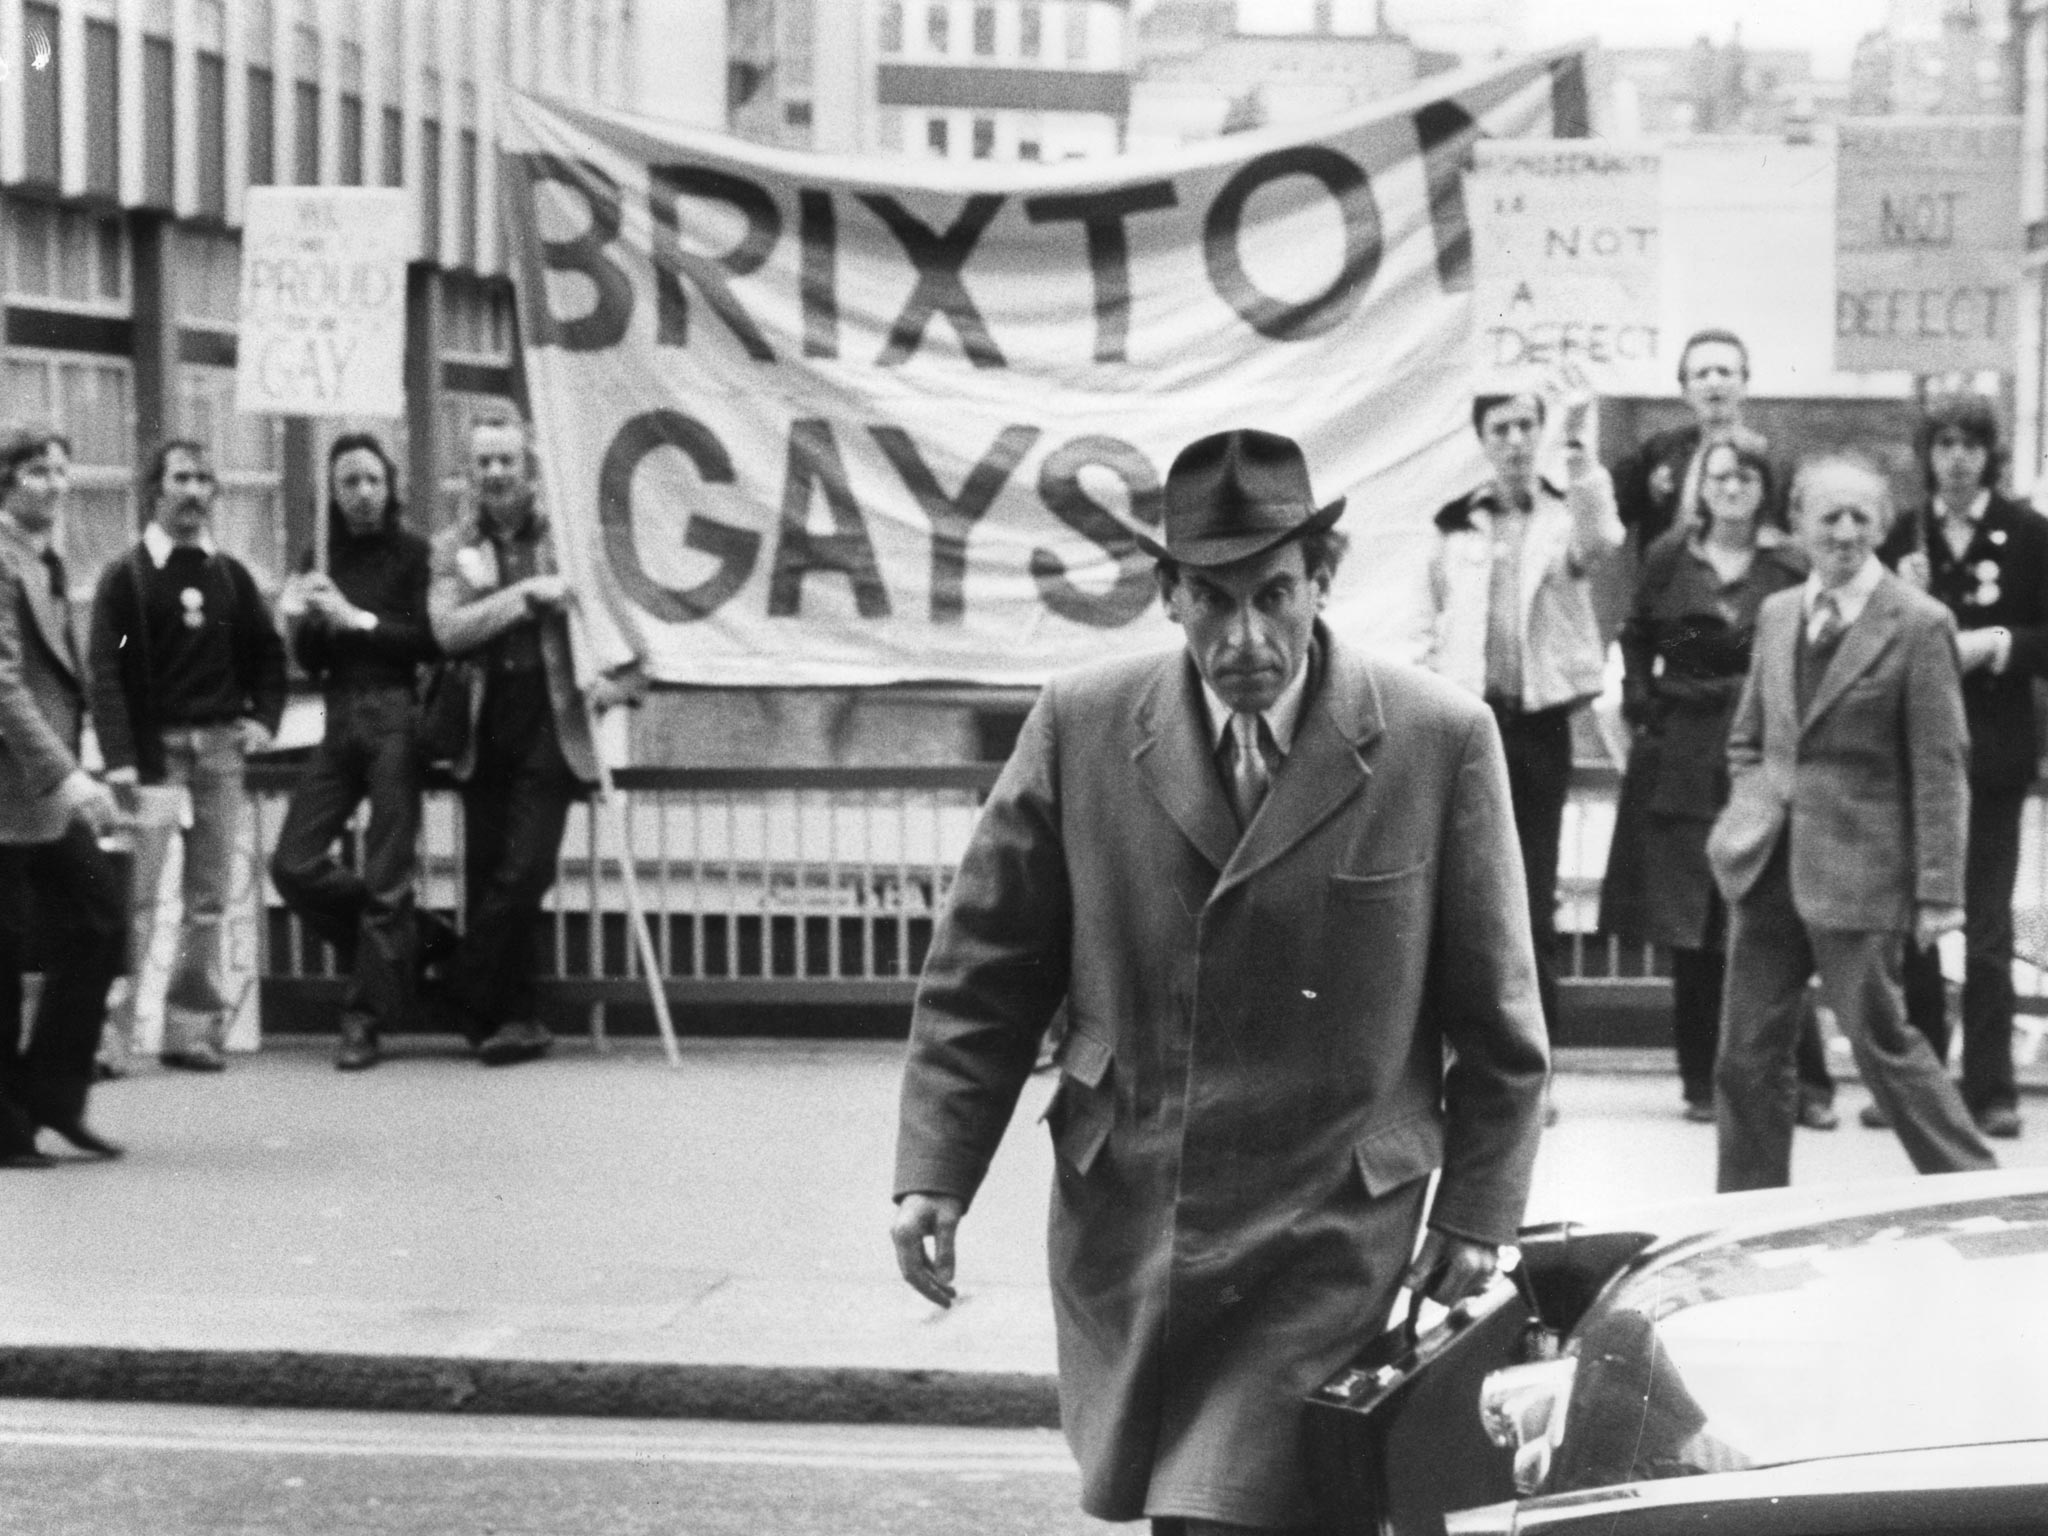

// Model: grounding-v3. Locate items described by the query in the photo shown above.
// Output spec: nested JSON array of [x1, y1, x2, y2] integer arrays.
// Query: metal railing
[[243, 762, 2048, 1027], [247, 763, 997, 1013]]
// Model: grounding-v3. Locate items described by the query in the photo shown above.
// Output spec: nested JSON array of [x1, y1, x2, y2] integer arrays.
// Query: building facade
[[729, 0, 1134, 162], [0, 0, 650, 598], [2014, 0, 2048, 489]]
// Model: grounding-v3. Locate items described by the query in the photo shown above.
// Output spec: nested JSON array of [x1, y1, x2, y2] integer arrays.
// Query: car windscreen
[[1544, 1191, 2048, 1493]]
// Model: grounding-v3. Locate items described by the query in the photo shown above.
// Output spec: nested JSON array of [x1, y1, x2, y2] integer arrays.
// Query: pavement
[[7, 1034, 2048, 1429]]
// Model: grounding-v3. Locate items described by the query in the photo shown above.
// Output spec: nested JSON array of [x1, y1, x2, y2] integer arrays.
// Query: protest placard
[[1834, 117, 2021, 374], [1468, 141, 1663, 394], [235, 187, 409, 417]]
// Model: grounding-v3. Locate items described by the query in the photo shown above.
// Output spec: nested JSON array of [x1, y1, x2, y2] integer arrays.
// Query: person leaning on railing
[[267, 433, 442, 1073], [1599, 427, 1837, 1129], [423, 408, 645, 1068]]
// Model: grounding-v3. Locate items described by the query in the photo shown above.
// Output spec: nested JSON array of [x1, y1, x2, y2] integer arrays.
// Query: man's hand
[[522, 574, 572, 613], [1403, 1230, 1501, 1307], [1896, 549, 1932, 591], [891, 1193, 965, 1308], [61, 770, 120, 839], [1915, 902, 1965, 951], [586, 667, 647, 713], [236, 719, 275, 757]]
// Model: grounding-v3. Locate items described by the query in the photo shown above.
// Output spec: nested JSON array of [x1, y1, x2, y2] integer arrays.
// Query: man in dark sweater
[[89, 439, 287, 1072], [268, 433, 437, 1071]]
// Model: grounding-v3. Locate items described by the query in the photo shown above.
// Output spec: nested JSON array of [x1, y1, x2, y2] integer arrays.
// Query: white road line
[[0, 1413, 1078, 1474]]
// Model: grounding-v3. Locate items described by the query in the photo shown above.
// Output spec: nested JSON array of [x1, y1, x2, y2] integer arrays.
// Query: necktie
[[1808, 591, 1844, 648], [1225, 711, 1273, 829], [39, 547, 65, 601]]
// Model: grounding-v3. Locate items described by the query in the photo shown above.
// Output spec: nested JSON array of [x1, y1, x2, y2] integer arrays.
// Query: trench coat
[[894, 626, 1549, 1528], [1600, 533, 1807, 949]]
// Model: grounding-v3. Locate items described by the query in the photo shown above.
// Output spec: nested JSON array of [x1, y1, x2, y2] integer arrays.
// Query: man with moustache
[[1709, 455, 1995, 1190], [89, 440, 288, 1073], [893, 430, 1548, 1535], [0, 427, 125, 1165]]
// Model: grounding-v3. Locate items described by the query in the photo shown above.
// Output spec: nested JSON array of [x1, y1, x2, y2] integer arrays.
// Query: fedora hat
[[1135, 429, 1345, 569]]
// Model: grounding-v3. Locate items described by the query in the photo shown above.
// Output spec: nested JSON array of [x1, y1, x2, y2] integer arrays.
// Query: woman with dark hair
[[1602, 428, 1836, 1124], [267, 433, 438, 1070], [1875, 395, 2048, 1140]]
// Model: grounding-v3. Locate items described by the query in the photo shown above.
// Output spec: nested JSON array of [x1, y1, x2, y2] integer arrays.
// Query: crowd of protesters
[[0, 410, 644, 1167], [4, 334, 2043, 1187]]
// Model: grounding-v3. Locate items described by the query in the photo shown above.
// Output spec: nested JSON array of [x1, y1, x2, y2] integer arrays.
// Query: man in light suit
[[0, 427, 126, 1167], [1709, 455, 1996, 1191], [892, 430, 1549, 1536]]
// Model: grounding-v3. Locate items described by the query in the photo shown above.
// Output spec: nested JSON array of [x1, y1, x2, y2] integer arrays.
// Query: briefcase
[[1304, 1280, 1530, 1536]]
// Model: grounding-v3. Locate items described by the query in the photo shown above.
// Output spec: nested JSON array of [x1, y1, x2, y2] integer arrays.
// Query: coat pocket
[[1353, 1113, 1445, 1199], [1042, 1031, 1114, 1176], [1329, 861, 1428, 903]]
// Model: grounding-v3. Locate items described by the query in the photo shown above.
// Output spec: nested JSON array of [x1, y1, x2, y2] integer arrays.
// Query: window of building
[[972, 116, 995, 157], [3, 200, 127, 309], [880, 1, 903, 53], [180, 366, 284, 582], [442, 274, 513, 360], [927, 1, 949, 54], [785, 99, 814, 128], [1018, 113, 1043, 159], [1065, 2, 1089, 64], [1020, 2, 1042, 59], [173, 228, 241, 325], [973, 4, 995, 55], [927, 115, 949, 155]]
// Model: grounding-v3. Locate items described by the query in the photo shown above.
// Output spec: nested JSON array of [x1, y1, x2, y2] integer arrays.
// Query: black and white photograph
[[6, 1, 2048, 1532]]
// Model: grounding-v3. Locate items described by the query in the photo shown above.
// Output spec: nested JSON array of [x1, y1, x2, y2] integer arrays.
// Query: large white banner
[[500, 49, 1585, 686]]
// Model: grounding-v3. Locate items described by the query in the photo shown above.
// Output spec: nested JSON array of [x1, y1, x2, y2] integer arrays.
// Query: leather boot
[[335, 1018, 381, 1072]]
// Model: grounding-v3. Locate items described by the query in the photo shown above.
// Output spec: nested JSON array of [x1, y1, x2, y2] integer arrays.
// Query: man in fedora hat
[[893, 429, 1549, 1534]]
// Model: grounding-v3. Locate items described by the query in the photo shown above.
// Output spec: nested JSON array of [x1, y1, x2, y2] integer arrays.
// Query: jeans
[[0, 821, 125, 1147], [140, 724, 248, 1056], [269, 686, 423, 1036]]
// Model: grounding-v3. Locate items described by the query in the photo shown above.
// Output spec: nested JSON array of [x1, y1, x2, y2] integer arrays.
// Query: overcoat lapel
[[0, 525, 78, 682], [1134, 654, 1239, 876], [1801, 579, 1903, 734]]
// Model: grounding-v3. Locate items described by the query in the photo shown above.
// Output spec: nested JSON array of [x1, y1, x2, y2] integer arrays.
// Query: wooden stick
[[589, 707, 683, 1069]]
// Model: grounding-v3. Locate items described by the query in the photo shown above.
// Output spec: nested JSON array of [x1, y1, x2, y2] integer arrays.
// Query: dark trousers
[[447, 675, 581, 1033], [1492, 703, 1572, 1039], [1672, 901, 1833, 1108], [1716, 837, 1994, 1191], [1900, 780, 2024, 1115], [0, 821, 126, 1151], [269, 686, 423, 1035]]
